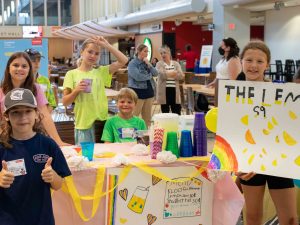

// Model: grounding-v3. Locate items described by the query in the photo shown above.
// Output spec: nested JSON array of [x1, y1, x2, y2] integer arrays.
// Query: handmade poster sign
[[163, 177, 203, 219], [209, 80, 300, 179], [105, 166, 213, 225]]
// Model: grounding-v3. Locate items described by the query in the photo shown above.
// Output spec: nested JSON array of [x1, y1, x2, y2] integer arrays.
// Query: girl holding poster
[[237, 40, 298, 225]]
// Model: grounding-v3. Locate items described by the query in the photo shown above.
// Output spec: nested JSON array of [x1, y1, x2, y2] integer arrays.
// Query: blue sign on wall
[[0, 38, 48, 81]]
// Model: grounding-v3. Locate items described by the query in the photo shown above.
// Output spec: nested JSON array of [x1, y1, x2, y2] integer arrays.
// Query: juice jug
[[127, 186, 149, 214], [152, 113, 179, 150]]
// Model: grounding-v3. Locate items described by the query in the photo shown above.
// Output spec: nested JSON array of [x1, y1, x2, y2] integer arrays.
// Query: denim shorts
[[74, 125, 95, 145]]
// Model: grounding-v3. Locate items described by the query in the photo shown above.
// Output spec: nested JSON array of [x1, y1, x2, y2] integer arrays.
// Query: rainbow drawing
[[208, 135, 238, 171], [106, 175, 118, 225]]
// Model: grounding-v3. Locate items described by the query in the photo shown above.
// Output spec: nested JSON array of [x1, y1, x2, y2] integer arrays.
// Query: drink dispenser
[[152, 113, 179, 150]]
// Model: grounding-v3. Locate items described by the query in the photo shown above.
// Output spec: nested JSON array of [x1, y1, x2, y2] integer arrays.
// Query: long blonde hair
[[77, 38, 100, 67], [159, 45, 172, 60]]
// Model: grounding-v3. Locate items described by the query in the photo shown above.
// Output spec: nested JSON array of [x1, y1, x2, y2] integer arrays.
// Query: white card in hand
[[6, 158, 27, 176]]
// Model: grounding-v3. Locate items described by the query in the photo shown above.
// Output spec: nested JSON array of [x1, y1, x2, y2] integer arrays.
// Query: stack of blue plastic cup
[[193, 112, 207, 156], [179, 130, 193, 157]]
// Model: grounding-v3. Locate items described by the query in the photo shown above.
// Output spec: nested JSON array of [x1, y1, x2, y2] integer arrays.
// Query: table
[[50, 74, 59, 84], [53, 143, 244, 225], [105, 88, 119, 99], [182, 84, 215, 97], [194, 73, 210, 85]]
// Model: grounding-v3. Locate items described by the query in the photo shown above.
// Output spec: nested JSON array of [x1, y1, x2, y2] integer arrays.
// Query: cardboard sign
[[209, 80, 300, 179], [106, 166, 214, 225]]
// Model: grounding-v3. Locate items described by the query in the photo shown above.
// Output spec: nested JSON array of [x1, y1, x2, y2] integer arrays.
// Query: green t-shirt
[[101, 115, 147, 143], [63, 66, 112, 129], [36, 74, 57, 108]]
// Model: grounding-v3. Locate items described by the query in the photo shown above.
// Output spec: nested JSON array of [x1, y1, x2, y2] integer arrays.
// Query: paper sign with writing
[[106, 166, 213, 225], [164, 178, 202, 218], [209, 80, 300, 179]]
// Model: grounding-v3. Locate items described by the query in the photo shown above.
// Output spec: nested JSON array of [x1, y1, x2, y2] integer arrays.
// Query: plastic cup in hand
[[80, 142, 94, 161], [194, 112, 205, 130], [179, 130, 193, 157], [165, 132, 179, 157], [82, 78, 93, 93]]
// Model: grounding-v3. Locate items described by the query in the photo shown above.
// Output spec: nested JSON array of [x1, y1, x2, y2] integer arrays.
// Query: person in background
[[156, 45, 184, 115], [101, 88, 147, 143], [151, 57, 159, 67], [237, 40, 298, 225], [207, 37, 242, 88], [127, 44, 158, 127], [182, 44, 198, 72], [293, 67, 300, 83], [25, 48, 57, 113], [0, 52, 68, 146], [0, 88, 71, 225], [63, 36, 128, 145], [48, 64, 59, 105]]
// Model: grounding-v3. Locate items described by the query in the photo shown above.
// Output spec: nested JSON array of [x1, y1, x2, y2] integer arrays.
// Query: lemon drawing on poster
[[272, 116, 278, 126], [245, 129, 256, 144], [262, 129, 270, 135], [240, 113, 295, 171], [241, 115, 248, 126], [120, 218, 128, 224], [288, 110, 297, 120], [295, 156, 300, 167], [282, 131, 297, 146], [281, 153, 287, 159]]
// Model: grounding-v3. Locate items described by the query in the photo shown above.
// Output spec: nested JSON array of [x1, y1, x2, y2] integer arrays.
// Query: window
[[33, 0, 44, 25], [4, 0, 17, 25], [47, 0, 58, 25], [0, 2, 2, 25], [60, 0, 71, 26], [18, 0, 31, 25]]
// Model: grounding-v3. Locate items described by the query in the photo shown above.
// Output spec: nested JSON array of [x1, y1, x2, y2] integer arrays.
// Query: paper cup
[[82, 78, 93, 93]]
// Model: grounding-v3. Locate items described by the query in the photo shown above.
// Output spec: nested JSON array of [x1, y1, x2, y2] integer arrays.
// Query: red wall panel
[[163, 21, 212, 60], [250, 25, 264, 41]]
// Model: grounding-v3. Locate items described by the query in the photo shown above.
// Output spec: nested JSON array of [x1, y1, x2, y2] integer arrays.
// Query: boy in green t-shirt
[[101, 88, 147, 143]]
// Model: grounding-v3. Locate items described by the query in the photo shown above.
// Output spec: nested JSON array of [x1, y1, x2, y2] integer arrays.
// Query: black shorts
[[240, 174, 294, 189]]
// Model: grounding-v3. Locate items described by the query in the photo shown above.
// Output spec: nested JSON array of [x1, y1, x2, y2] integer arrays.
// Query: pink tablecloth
[[53, 166, 244, 225]]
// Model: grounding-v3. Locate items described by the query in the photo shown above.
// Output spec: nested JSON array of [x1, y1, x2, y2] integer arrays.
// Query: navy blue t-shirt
[[0, 133, 71, 225]]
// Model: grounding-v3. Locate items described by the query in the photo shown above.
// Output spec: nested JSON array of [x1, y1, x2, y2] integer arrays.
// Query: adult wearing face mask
[[207, 37, 242, 88]]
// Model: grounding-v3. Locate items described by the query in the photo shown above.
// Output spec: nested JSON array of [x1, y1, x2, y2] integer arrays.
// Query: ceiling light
[[11, 1, 15, 13], [7, 6, 10, 17], [175, 19, 182, 26], [274, 1, 285, 10]]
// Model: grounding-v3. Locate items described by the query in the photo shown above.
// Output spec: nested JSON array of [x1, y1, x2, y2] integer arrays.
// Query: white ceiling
[[222, 0, 300, 11], [173, 0, 300, 26]]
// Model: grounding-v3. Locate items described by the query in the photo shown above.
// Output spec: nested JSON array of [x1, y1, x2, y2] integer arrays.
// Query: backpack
[[195, 94, 209, 112]]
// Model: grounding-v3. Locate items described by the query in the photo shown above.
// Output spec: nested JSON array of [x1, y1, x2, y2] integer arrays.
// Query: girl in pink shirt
[[0, 52, 68, 146]]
